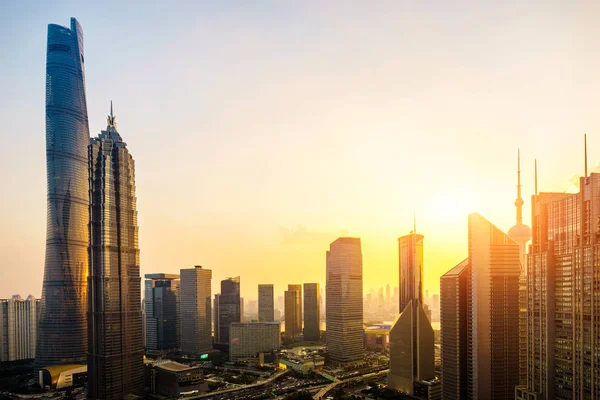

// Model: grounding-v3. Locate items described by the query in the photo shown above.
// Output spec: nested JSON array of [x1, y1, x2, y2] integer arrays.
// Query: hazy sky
[[2, 1, 600, 302]]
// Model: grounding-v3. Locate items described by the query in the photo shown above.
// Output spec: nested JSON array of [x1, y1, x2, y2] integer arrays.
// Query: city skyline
[[4, 2, 600, 301]]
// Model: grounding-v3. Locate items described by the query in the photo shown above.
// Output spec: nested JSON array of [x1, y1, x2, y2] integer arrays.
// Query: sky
[[2, 1, 600, 302]]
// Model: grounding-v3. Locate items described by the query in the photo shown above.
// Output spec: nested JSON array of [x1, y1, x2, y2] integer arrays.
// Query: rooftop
[[156, 361, 196, 373]]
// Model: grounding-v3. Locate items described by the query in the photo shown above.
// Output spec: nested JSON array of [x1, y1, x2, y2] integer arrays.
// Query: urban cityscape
[[2, 3, 600, 400]]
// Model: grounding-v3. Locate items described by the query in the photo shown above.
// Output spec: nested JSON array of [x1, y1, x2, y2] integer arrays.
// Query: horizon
[[3, 2, 600, 302]]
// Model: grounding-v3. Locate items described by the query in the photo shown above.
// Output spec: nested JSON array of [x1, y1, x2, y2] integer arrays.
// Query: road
[[187, 369, 289, 399], [313, 369, 389, 400]]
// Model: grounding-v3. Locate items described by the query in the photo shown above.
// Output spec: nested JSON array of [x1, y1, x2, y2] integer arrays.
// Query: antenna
[[535, 159, 538, 195], [585, 134, 588, 177]]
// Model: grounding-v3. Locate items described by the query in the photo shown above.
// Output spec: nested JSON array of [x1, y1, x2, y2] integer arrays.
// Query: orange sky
[[2, 2, 600, 302]]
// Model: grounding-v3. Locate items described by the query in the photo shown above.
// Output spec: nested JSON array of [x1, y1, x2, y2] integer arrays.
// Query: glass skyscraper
[[218, 277, 241, 345], [144, 274, 180, 352], [87, 107, 144, 399], [36, 17, 90, 368]]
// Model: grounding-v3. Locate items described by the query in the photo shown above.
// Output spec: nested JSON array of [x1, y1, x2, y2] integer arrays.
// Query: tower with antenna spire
[[508, 149, 531, 272]]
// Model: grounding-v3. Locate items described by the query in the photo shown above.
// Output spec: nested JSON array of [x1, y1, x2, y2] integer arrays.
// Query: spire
[[514, 149, 524, 225], [585, 133, 588, 177], [107, 101, 117, 129], [534, 159, 538, 195]]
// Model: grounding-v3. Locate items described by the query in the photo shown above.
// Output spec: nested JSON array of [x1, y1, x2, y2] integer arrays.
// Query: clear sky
[[2, 1, 600, 302]]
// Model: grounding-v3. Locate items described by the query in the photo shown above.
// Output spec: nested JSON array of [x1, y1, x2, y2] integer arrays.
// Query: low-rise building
[[364, 323, 391, 351], [229, 322, 281, 361], [147, 360, 208, 397], [280, 355, 324, 374], [38, 364, 87, 389]]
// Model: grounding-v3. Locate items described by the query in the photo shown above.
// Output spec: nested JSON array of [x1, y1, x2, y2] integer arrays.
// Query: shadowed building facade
[[87, 108, 144, 399], [440, 259, 469, 400], [284, 288, 301, 339], [468, 213, 520, 400], [326, 238, 364, 365], [218, 277, 241, 345], [258, 284, 274, 322], [303, 283, 321, 341], [180, 266, 212, 354], [36, 17, 90, 369], [144, 274, 180, 352], [388, 233, 436, 396]]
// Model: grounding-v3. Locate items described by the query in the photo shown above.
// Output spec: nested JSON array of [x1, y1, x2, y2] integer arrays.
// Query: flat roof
[[145, 273, 180, 280]]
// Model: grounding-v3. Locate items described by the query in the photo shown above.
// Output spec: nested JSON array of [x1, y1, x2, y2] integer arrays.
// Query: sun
[[427, 190, 479, 222]]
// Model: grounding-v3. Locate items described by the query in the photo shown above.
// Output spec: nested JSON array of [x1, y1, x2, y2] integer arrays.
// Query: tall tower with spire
[[507, 149, 531, 388], [508, 149, 531, 270]]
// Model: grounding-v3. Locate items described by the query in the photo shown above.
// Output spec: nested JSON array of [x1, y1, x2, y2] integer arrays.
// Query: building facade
[[180, 266, 212, 354], [303, 283, 321, 341], [440, 259, 470, 400], [388, 233, 435, 395], [326, 238, 364, 364], [218, 277, 241, 345], [0, 295, 41, 361], [229, 322, 281, 360], [258, 284, 274, 322], [144, 274, 180, 352], [87, 108, 144, 399], [468, 213, 520, 400], [517, 172, 600, 400], [37, 17, 90, 369], [284, 288, 301, 339]]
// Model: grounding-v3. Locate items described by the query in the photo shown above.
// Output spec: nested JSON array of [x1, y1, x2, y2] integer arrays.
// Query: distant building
[[229, 322, 281, 360], [88, 107, 144, 399], [468, 213, 520, 399], [144, 274, 180, 352], [147, 360, 207, 397], [506, 151, 531, 388], [388, 232, 435, 397], [213, 294, 220, 344], [326, 238, 364, 365], [258, 284, 274, 322], [284, 289, 301, 339], [0, 295, 41, 361], [440, 259, 469, 400], [303, 283, 321, 341], [180, 266, 212, 354], [218, 277, 241, 344]]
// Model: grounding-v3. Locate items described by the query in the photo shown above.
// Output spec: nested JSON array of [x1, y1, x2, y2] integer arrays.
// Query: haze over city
[[3, 0, 600, 302]]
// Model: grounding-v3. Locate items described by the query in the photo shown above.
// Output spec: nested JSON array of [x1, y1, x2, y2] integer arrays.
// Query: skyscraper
[[214, 294, 220, 344], [507, 151, 531, 388], [326, 238, 364, 365], [218, 277, 241, 345], [88, 107, 144, 399], [468, 213, 520, 400], [0, 295, 41, 362], [440, 259, 470, 400], [258, 284, 274, 322], [388, 233, 435, 395], [180, 266, 212, 354], [517, 166, 600, 400], [303, 283, 321, 341], [37, 17, 90, 369], [144, 274, 180, 352], [284, 289, 300, 339]]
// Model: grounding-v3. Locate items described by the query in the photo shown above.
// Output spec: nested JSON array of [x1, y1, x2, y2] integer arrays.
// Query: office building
[[37, 17, 90, 369], [388, 233, 435, 396], [144, 274, 180, 352], [88, 107, 144, 399], [180, 266, 212, 354], [284, 289, 300, 339], [507, 151, 531, 387], [303, 283, 320, 341], [0, 295, 41, 361], [468, 213, 520, 399], [229, 322, 281, 360], [218, 277, 241, 345], [258, 284, 274, 322], [289, 284, 302, 334], [440, 259, 470, 400], [213, 294, 220, 344], [517, 166, 600, 400], [326, 238, 364, 364]]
